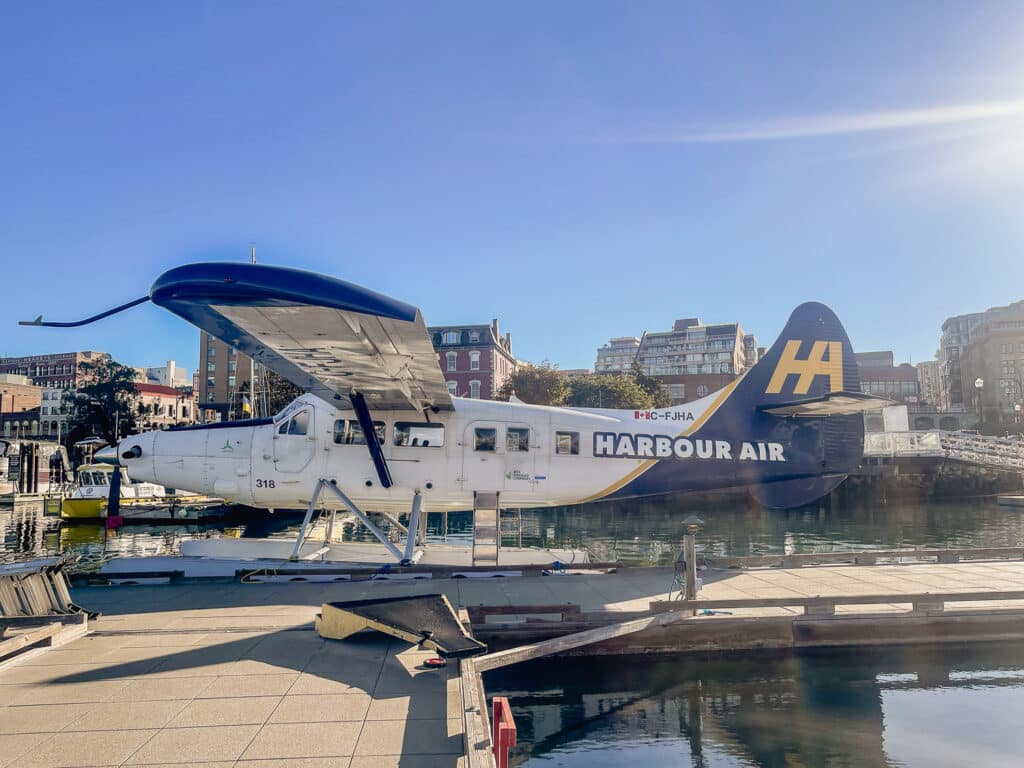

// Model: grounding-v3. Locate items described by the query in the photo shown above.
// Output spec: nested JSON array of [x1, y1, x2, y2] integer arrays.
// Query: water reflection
[[2, 496, 1022, 571], [485, 643, 1024, 767]]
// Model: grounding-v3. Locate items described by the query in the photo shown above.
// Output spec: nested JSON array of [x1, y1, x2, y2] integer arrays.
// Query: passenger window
[[506, 427, 530, 452], [287, 410, 310, 435], [474, 428, 497, 452], [348, 420, 386, 445], [555, 431, 580, 455], [394, 422, 445, 448], [333, 420, 346, 445]]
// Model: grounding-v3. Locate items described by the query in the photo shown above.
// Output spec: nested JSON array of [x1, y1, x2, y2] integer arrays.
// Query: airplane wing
[[150, 262, 453, 411], [759, 390, 893, 418]]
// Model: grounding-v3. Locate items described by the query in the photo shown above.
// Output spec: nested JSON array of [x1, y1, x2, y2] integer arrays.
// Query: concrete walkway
[[6, 559, 1024, 765], [0, 585, 464, 768]]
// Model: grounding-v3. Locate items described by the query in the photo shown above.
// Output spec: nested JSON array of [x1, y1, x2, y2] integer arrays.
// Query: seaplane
[[22, 262, 889, 573]]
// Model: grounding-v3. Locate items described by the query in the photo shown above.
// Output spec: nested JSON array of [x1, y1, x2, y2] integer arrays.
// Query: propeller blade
[[107, 464, 122, 519]]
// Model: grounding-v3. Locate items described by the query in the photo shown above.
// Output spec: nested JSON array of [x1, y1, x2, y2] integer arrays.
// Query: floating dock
[[6, 550, 1024, 766]]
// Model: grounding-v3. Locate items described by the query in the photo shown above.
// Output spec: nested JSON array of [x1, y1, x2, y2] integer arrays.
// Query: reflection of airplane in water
[[485, 645, 1024, 767], [24, 262, 889, 566]]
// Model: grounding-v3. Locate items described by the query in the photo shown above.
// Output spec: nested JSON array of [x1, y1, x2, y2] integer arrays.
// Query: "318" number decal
[[255, 479, 276, 489]]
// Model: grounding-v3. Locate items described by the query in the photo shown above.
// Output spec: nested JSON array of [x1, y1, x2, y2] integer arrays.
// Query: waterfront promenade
[[6, 559, 1024, 765]]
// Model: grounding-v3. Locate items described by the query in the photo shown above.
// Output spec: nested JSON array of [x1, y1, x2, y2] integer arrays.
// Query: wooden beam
[[0, 622, 61, 660]]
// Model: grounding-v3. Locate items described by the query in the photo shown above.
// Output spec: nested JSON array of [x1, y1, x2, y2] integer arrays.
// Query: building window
[[228, 376, 236, 387], [229, 347, 237, 356], [696, 384, 709, 397], [444, 331, 459, 344], [668, 384, 686, 400], [207, 362, 216, 372], [506, 427, 529, 452], [469, 351, 480, 371], [446, 352, 457, 371], [207, 345, 216, 357], [469, 331, 480, 343], [394, 421, 445, 448], [474, 427, 497, 452], [206, 389, 214, 402], [470, 380, 481, 399], [229, 360, 237, 373], [555, 431, 580, 455], [447, 381, 458, 396]]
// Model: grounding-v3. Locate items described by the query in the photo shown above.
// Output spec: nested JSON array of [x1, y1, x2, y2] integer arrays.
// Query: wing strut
[[350, 392, 393, 489]]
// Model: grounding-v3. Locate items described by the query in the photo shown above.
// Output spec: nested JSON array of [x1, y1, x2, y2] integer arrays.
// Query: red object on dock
[[492, 696, 517, 768]]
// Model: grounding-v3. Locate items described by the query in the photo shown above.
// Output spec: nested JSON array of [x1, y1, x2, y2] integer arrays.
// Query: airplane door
[[272, 406, 315, 473], [461, 420, 538, 493]]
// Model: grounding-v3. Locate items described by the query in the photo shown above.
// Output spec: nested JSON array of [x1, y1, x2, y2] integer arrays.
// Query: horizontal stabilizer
[[759, 390, 893, 418]]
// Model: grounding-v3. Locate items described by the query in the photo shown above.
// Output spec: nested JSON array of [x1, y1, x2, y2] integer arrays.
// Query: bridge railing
[[863, 430, 1024, 471]]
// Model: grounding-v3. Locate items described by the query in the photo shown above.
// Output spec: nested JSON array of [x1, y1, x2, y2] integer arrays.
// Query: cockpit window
[[278, 409, 310, 436]]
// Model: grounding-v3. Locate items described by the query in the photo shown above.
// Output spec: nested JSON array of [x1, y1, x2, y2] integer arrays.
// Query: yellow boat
[[60, 463, 167, 520]]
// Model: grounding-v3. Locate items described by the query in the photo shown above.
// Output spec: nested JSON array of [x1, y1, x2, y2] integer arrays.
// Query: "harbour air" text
[[594, 432, 786, 461]]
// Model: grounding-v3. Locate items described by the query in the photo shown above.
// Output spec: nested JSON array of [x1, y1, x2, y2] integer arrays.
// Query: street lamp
[[975, 377, 984, 427]]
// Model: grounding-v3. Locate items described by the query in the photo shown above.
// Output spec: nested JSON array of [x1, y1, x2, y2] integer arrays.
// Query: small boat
[[60, 463, 226, 522]]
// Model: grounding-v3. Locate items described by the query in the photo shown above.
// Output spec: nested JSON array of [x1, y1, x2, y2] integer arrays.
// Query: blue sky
[[2, 2, 1023, 376]]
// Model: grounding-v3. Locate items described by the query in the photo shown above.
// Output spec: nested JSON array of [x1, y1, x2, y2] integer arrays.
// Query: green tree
[[566, 374, 655, 409], [263, 369, 304, 415], [496, 362, 569, 406], [66, 357, 139, 443], [630, 361, 673, 408]]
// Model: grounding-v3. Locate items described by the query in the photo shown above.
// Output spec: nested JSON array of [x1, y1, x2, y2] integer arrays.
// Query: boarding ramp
[[316, 593, 487, 658], [864, 430, 1024, 472], [472, 491, 500, 566]]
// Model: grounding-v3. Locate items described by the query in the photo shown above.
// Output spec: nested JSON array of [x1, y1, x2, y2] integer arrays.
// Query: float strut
[[289, 480, 326, 560], [404, 491, 423, 564], [321, 480, 405, 562]]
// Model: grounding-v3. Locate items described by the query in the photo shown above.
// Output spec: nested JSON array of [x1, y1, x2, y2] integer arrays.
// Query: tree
[[263, 369, 304, 415], [630, 361, 673, 408], [496, 362, 569, 406], [65, 357, 139, 444], [566, 374, 655, 409]]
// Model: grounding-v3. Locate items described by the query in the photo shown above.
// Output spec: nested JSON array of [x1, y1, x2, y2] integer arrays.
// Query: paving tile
[[349, 756, 465, 768], [0, 704, 92, 734], [236, 759, 350, 768], [354, 717, 463, 756], [365, 691, 445, 720], [11, 728, 157, 768], [118, 675, 217, 702], [287, 671, 378, 696], [0, 733, 52, 768], [269, 693, 371, 723], [165, 695, 281, 727], [240, 722, 361, 759], [125, 724, 260, 764], [197, 673, 299, 699], [61, 700, 189, 731], [6, 680, 133, 706]]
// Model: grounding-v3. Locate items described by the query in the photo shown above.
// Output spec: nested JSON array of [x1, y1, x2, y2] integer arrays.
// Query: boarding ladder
[[473, 491, 500, 566]]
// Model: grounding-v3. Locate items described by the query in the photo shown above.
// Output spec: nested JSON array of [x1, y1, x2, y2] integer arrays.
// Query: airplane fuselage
[[118, 386, 794, 514]]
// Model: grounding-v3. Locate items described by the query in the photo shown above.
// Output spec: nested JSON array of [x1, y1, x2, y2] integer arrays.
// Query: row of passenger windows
[[328, 419, 581, 455]]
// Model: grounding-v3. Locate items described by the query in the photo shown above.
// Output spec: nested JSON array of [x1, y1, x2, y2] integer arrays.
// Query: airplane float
[[24, 262, 889, 567]]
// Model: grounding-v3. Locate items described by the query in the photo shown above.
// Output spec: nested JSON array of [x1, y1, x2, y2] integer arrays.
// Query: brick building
[[133, 383, 196, 429], [0, 374, 43, 439], [429, 320, 516, 400], [856, 351, 921, 404], [0, 351, 110, 390], [597, 317, 759, 405], [198, 332, 258, 419]]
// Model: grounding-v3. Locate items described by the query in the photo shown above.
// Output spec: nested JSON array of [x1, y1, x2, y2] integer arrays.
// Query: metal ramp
[[315, 593, 486, 658], [473, 491, 500, 566]]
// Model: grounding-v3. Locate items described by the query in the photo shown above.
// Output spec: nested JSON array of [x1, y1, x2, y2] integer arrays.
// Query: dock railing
[[863, 430, 1024, 471]]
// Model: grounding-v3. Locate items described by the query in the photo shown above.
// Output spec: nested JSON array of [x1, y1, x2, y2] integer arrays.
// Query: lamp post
[[975, 377, 984, 428]]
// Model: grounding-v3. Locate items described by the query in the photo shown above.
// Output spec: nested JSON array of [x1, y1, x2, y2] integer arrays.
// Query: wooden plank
[[708, 546, 1024, 569], [0, 622, 61, 660], [461, 657, 495, 768], [649, 589, 1024, 613], [474, 609, 691, 672]]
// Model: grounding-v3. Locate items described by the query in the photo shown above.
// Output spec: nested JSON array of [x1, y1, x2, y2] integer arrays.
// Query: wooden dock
[[6, 550, 1024, 766]]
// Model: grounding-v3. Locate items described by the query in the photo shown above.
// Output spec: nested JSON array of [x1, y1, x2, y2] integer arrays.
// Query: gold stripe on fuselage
[[573, 375, 745, 504]]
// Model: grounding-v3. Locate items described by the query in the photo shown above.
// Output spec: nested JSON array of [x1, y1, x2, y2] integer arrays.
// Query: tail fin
[[718, 302, 865, 509]]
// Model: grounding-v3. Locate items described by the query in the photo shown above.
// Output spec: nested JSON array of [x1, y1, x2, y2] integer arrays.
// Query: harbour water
[[484, 642, 1024, 767], [2, 494, 1023, 571]]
